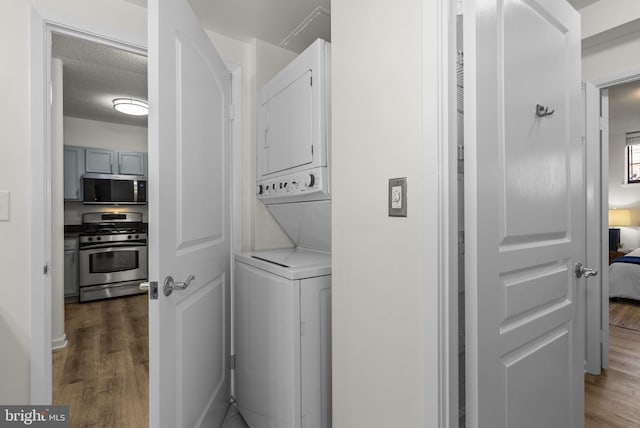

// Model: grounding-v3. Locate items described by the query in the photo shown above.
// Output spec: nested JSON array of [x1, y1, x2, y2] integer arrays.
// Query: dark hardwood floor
[[585, 299, 640, 427], [53, 294, 149, 428]]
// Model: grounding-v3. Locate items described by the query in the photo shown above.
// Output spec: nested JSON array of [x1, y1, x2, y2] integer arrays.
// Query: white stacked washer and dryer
[[234, 39, 332, 428]]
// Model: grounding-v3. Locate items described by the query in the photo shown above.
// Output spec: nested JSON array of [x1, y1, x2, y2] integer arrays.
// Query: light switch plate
[[388, 178, 407, 217], [0, 191, 9, 221]]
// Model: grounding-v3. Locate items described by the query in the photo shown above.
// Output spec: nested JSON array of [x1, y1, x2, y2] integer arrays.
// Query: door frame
[[585, 67, 640, 375], [29, 6, 242, 405], [29, 5, 147, 404], [422, 0, 457, 427]]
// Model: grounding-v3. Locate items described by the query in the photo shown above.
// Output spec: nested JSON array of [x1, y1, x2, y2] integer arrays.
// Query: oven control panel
[[80, 233, 147, 247], [257, 167, 330, 204]]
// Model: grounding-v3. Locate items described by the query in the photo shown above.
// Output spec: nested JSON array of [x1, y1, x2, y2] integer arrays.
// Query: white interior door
[[148, 0, 232, 427], [584, 81, 608, 374], [464, 1, 584, 427]]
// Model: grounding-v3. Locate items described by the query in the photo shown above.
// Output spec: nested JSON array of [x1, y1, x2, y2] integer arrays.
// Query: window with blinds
[[626, 131, 640, 183]]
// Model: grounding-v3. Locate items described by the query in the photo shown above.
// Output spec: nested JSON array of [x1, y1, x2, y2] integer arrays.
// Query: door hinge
[[599, 116, 605, 130], [229, 104, 236, 120], [229, 354, 236, 370], [310, 75, 313, 86], [457, 145, 464, 161], [43, 264, 50, 275]]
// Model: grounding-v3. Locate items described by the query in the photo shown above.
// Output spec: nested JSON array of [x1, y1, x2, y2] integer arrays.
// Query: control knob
[[257, 184, 264, 195], [304, 173, 316, 187]]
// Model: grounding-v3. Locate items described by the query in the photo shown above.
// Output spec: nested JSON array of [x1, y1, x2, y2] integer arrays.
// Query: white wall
[[580, 0, 640, 40], [64, 116, 147, 151], [331, 1, 428, 426], [581, 0, 640, 81]]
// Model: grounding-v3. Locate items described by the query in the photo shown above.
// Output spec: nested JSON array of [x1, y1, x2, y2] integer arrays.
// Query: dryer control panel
[[257, 167, 329, 204]]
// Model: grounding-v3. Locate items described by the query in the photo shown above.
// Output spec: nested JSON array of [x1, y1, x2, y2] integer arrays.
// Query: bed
[[609, 248, 640, 300]]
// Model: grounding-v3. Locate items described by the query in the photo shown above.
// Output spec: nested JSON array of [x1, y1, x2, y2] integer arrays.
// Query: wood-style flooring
[[53, 294, 149, 428], [55, 295, 640, 427], [52, 294, 247, 428], [585, 299, 640, 428]]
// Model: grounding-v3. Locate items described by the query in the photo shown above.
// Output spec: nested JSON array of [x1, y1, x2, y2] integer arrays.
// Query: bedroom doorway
[[584, 72, 640, 426]]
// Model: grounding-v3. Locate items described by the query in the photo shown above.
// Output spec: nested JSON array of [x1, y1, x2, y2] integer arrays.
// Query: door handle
[[575, 262, 598, 279], [163, 274, 195, 296]]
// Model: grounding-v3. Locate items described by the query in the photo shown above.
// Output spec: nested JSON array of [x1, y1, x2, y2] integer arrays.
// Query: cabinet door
[[118, 151, 147, 176], [63, 249, 78, 297], [85, 148, 114, 174], [63, 146, 84, 200]]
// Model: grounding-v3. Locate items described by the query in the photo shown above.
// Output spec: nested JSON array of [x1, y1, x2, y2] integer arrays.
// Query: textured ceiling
[[52, 34, 148, 128]]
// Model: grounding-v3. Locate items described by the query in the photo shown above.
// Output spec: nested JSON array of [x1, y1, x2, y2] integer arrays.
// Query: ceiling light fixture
[[113, 98, 148, 116]]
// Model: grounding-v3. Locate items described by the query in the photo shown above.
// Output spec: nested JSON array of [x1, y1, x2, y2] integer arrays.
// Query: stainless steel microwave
[[82, 173, 147, 204]]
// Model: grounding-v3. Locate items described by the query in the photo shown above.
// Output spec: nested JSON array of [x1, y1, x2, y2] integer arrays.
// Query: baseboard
[[52, 333, 68, 350]]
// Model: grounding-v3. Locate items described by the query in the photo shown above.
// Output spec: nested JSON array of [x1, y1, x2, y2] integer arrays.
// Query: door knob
[[163, 274, 196, 296], [575, 262, 598, 279]]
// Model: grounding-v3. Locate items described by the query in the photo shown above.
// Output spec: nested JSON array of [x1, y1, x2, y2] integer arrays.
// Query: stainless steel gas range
[[78, 212, 148, 302]]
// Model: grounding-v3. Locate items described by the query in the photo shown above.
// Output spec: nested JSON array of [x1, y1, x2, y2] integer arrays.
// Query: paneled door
[[464, 1, 584, 427], [148, 0, 232, 426]]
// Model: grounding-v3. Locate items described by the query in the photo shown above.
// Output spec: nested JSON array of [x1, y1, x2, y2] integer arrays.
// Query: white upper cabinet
[[257, 39, 330, 180]]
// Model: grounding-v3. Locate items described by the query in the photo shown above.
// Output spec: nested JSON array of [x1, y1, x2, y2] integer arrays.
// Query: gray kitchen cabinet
[[63, 145, 85, 200], [85, 148, 115, 174], [117, 151, 147, 176], [64, 237, 79, 297]]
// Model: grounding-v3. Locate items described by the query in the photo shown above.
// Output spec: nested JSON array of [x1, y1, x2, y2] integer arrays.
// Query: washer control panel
[[257, 167, 329, 204]]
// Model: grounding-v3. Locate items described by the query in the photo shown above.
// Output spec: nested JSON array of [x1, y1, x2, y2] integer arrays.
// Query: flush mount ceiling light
[[113, 98, 148, 116]]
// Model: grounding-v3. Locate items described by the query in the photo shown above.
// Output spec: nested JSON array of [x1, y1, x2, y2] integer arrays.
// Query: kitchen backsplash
[[64, 201, 148, 225]]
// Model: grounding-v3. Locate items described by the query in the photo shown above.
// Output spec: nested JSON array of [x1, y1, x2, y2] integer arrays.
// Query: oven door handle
[[79, 243, 146, 251]]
